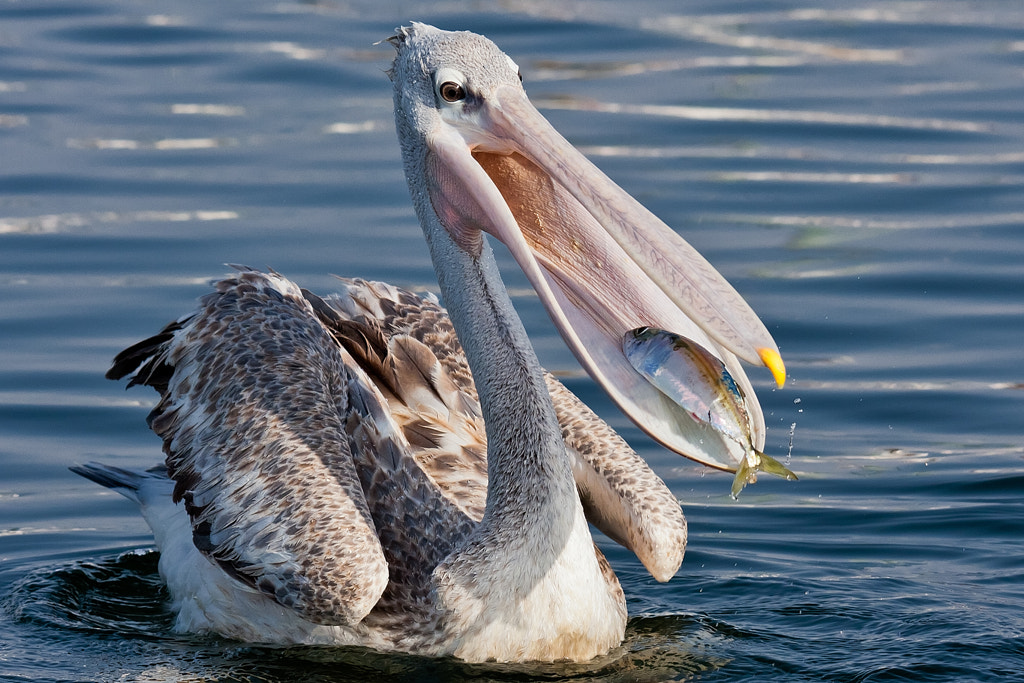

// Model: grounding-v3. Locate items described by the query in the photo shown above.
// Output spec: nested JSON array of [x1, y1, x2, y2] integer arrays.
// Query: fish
[[623, 326, 798, 498]]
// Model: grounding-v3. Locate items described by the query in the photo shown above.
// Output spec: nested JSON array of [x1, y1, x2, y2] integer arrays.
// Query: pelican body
[[73, 24, 785, 663]]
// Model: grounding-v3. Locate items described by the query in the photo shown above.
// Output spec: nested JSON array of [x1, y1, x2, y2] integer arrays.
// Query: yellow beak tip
[[757, 347, 786, 388]]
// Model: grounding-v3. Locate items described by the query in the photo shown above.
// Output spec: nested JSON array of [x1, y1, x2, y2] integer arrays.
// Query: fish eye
[[439, 81, 466, 103]]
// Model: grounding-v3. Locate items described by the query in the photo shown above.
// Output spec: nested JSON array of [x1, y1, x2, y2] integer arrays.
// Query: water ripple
[[0, 210, 238, 235], [538, 98, 996, 134], [5, 550, 174, 638], [649, 16, 905, 63]]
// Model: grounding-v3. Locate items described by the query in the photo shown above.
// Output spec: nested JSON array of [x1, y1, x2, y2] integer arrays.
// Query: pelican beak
[[423, 83, 783, 472]]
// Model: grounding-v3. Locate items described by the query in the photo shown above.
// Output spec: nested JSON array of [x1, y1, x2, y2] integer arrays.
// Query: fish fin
[[730, 456, 755, 500], [756, 451, 799, 482], [730, 450, 798, 499]]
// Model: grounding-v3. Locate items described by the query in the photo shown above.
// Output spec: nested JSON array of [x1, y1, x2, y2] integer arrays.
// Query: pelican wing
[[307, 279, 489, 524], [109, 269, 389, 626]]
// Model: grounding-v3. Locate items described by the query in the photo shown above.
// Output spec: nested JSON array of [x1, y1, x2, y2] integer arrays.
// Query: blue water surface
[[2, 1, 1022, 681]]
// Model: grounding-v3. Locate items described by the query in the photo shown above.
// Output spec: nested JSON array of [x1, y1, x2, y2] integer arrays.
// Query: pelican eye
[[439, 81, 466, 103]]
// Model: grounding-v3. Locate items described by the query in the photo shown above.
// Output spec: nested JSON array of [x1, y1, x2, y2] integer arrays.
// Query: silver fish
[[623, 326, 797, 498]]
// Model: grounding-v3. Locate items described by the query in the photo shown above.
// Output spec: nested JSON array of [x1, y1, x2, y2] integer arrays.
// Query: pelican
[[72, 24, 787, 663]]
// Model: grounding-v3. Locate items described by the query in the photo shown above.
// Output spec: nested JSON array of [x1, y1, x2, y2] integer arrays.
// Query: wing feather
[[312, 283, 488, 524], [120, 269, 389, 626]]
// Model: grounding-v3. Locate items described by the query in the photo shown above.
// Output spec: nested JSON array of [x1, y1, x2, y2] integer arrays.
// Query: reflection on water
[[540, 97, 993, 133], [1, 0, 1022, 681], [0, 210, 238, 235]]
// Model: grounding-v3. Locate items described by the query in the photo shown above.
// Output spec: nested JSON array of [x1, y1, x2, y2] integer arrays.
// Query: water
[[2, 1, 1022, 680]]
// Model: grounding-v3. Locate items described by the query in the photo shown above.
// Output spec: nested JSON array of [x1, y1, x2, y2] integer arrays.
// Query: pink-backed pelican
[[72, 23, 787, 663]]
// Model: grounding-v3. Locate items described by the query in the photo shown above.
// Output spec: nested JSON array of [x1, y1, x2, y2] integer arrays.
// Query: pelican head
[[389, 23, 784, 473]]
